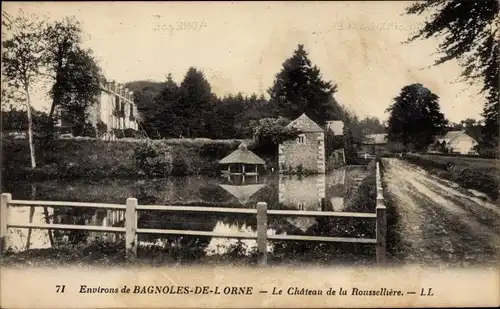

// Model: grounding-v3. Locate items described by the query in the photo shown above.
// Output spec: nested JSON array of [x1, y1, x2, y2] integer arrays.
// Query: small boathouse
[[219, 143, 265, 176]]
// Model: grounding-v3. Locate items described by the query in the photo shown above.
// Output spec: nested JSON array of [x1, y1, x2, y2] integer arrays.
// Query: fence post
[[376, 161, 387, 264], [26, 206, 35, 249], [125, 198, 138, 260], [1, 193, 12, 255], [256, 202, 268, 266]]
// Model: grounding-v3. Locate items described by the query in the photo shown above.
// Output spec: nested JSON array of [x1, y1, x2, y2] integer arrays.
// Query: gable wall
[[279, 132, 325, 173]]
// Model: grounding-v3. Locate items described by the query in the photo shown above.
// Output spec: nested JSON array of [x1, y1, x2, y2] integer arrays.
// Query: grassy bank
[[403, 153, 499, 202], [0, 236, 373, 268], [377, 159, 404, 265], [2, 138, 256, 179]]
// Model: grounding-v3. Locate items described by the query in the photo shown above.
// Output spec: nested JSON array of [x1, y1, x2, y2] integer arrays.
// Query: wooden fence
[[0, 163, 387, 265]]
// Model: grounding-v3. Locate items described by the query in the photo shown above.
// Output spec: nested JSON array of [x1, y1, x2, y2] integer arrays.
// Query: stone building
[[278, 113, 325, 174]]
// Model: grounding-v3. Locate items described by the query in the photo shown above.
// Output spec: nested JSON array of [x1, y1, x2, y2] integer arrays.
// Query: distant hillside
[[125, 80, 164, 93]]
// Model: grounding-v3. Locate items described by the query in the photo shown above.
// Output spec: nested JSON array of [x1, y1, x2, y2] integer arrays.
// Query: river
[[1, 166, 368, 256]]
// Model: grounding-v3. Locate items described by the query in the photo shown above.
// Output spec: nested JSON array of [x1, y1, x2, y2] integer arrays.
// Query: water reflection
[[204, 221, 279, 256], [2, 167, 349, 253], [219, 174, 266, 205], [277, 168, 346, 233]]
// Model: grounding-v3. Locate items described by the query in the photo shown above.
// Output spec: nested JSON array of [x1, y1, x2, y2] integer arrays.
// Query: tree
[[340, 110, 363, 163], [268, 44, 342, 126], [133, 87, 159, 138], [386, 83, 448, 151], [359, 116, 386, 135], [175, 68, 217, 137], [43, 17, 86, 123], [207, 94, 246, 139], [405, 0, 499, 146], [2, 10, 46, 168], [251, 117, 299, 150], [152, 73, 181, 137], [56, 47, 103, 136]]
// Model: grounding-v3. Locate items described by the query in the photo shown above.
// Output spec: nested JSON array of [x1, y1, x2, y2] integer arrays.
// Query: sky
[[2, 1, 486, 123]]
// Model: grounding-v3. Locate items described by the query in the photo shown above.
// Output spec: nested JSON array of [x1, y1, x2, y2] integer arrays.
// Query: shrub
[[133, 143, 172, 177], [296, 164, 303, 175], [455, 168, 498, 200], [478, 147, 499, 159], [82, 122, 97, 138], [199, 142, 233, 159], [123, 128, 137, 138], [171, 151, 189, 176], [2, 138, 247, 179]]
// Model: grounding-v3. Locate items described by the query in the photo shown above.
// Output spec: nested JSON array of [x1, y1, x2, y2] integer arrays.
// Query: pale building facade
[[56, 80, 139, 139], [431, 130, 479, 155]]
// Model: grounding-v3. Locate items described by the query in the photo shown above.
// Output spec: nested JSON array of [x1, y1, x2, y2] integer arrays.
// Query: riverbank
[[0, 237, 377, 268], [0, 162, 381, 267], [2, 138, 257, 179]]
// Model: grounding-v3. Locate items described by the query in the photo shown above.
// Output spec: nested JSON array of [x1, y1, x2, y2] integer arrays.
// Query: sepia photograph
[[0, 1, 499, 308]]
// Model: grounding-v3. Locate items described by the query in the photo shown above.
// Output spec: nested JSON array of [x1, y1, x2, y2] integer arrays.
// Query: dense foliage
[[386, 83, 448, 151], [268, 44, 344, 126], [1, 138, 243, 180], [128, 44, 375, 163], [2, 11, 103, 144], [405, 0, 499, 147]]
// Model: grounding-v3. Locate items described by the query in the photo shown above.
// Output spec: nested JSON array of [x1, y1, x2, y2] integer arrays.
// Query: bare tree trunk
[[25, 88, 37, 168]]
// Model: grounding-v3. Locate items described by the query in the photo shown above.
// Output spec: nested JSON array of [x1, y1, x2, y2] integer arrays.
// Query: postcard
[[1, 1, 499, 308]]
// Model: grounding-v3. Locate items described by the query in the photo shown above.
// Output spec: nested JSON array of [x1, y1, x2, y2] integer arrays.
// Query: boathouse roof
[[286, 113, 323, 133], [219, 184, 266, 204], [219, 143, 266, 165]]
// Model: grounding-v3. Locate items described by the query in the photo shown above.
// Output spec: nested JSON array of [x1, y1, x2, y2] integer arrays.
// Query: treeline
[[129, 45, 386, 162], [130, 73, 276, 140]]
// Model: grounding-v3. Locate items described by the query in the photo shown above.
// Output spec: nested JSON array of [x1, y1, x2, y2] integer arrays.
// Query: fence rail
[[0, 164, 387, 265]]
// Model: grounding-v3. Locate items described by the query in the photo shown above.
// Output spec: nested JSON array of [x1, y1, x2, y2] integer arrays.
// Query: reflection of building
[[278, 174, 326, 232], [278, 113, 325, 174], [327, 168, 346, 212], [219, 183, 266, 205]]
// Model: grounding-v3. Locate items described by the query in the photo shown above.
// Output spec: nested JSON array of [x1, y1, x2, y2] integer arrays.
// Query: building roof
[[286, 113, 323, 133], [219, 184, 266, 204], [219, 143, 266, 165], [362, 133, 388, 145], [286, 217, 317, 233], [325, 120, 344, 136], [436, 130, 476, 143]]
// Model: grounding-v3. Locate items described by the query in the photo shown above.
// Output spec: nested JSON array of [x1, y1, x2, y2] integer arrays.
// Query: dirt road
[[382, 158, 500, 267]]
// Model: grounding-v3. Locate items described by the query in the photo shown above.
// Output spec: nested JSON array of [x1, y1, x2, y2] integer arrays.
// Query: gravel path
[[382, 158, 500, 267]]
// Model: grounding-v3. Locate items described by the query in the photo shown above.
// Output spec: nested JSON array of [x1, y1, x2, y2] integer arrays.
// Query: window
[[297, 134, 306, 144]]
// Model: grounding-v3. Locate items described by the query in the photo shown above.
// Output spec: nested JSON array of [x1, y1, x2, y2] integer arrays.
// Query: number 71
[[56, 285, 66, 293]]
